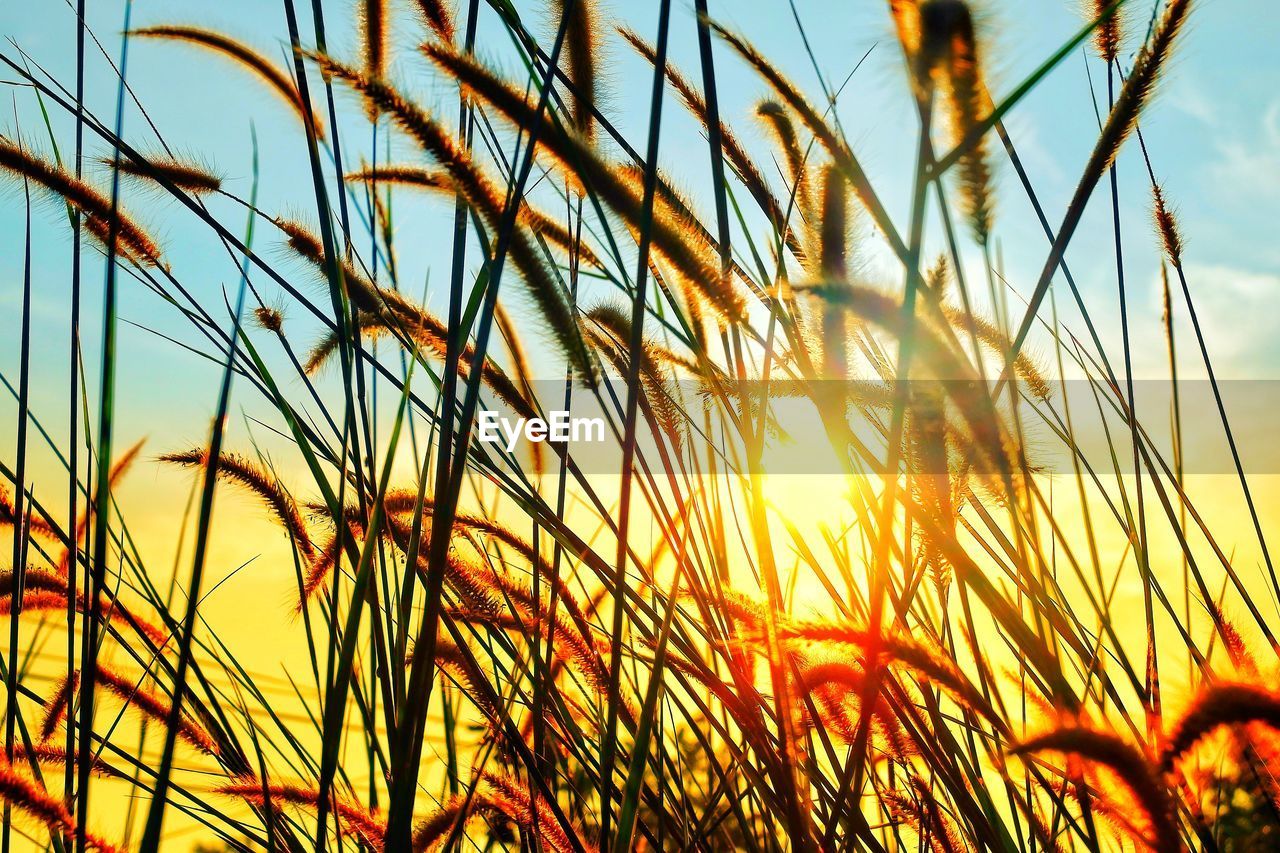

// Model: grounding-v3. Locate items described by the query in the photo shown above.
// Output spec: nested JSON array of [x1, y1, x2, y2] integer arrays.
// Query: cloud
[[1165, 77, 1218, 125], [1160, 263, 1280, 378], [1207, 100, 1280, 202]]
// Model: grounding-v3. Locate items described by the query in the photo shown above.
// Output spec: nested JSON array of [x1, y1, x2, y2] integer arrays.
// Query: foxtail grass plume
[[81, 215, 163, 266], [275, 216, 423, 323], [0, 485, 55, 539], [1006, 0, 1192, 362], [412, 773, 597, 853], [0, 764, 123, 852], [756, 100, 809, 213], [615, 163, 754, 311], [359, 0, 389, 121], [106, 152, 223, 196], [618, 28, 794, 255], [1092, 0, 1192, 182], [418, 42, 748, 320], [414, 0, 456, 43], [493, 301, 537, 404], [0, 568, 168, 647], [1012, 727, 1179, 853], [302, 308, 537, 423], [1090, 0, 1123, 63], [907, 380, 954, 544], [584, 302, 684, 447], [925, 253, 952, 300], [1159, 683, 1280, 772], [130, 26, 326, 138], [373, 493, 595, 640], [941, 306, 1051, 401], [159, 448, 316, 560], [346, 163, 604, 268], [4, 745, 118, 780], [253, 304, 284, 333], [1206, 603, 1256, 673], [55, 440, 147, 577], [778, 620, 997, 724], [0, 139, 162, 265], [216, 781, 384, 848], [306, 55, 601, 381], [798, 281, 1016, 479], [0, 589, 71, 617], [888, 0, 923, 59], [274, 216, 537, 394], [410, 794, 474, 852], [818, 164, 849, 282], [90, 663, 218, 755], [921, 0, 995, 244], [551, 0, 601, 141], [710, 20, 908, 260], [1151, 183, 1184, 265], [346, 164, 449, 190], [818, 165, 850, 379], [39, 671, 79, 743], [884, 781, 964, 853], [448, 599, 608, 693], [479, 773, 596, 853]]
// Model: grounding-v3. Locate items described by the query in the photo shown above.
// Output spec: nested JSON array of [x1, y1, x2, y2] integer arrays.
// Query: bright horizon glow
[[1, 0, 1279, 849]]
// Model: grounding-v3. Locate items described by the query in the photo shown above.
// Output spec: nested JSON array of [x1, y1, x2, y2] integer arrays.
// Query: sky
[[0, 1, 1277, 845], [0, 0, 1276, 418], [0, 0, 1275, 585], [0, 1, 1272, 567]]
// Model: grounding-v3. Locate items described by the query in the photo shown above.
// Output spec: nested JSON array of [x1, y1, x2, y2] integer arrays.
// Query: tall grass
[[2, 0, 1279, 850]]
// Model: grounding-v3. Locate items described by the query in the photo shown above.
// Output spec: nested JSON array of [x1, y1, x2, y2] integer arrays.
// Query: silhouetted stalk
[[137, 127, 256, 853], [75, 7, 133, 850], [1134, 119, 1279, 612], [1001, 0, 1192, 377], [2, 141, 34, 853], [1102, 57, 1159, 742], [1159, 265, 1188, 634], [65, 0, 86, 825], [385, 4, 578, 848], [600, 0, 673, 846]]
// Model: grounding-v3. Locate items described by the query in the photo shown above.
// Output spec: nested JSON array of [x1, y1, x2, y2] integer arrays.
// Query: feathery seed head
[[0, 139, 163, 265], [1160, 683, 1280, 773], [917, 0, 972, 84], [551, 0, 601, 141], [39, 671, 79, 743], [130, 26, 326, 138], [1151, 183, 1184, 264], [888, 0, 923, 59], [1092, 0, 1193, 180], [359, 0, 390, 121], [1090, 0, 1123, 62], [253, 305, 284, 333], [414, 0, 456, 43], [917, 0, 995, 242], [106, 152, 223, 195], [1013, 727, 1179, 853]]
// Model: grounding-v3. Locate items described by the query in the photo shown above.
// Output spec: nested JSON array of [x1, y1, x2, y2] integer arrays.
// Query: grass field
[[2, 0, 1280, 849]]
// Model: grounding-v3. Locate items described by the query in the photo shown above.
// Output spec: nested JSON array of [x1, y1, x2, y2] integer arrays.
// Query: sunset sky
[[1, 0, 1276, 616], [0, 0, 1275, 577], [0, 1, 1278, 848]]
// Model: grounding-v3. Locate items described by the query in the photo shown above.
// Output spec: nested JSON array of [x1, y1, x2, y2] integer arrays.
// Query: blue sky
[[0, 0, 1277, 463]]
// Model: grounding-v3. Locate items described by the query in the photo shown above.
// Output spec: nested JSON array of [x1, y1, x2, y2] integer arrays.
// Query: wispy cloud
[[1160, 262, 1280, 378], [1207, 100, 1280, 202], [1165, 77, 1218, 125]]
